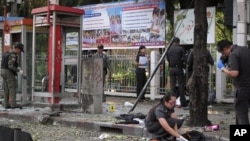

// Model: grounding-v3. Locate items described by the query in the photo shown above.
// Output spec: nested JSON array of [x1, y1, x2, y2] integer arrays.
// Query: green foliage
[[111, 60, 136, 86], [18, 0, 48, 18], [35, 33, 48, 80], [215, 11, 232, 42]]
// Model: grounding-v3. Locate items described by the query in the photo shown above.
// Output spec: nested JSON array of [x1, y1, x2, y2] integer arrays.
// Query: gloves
[[176, 136, 189, 141], [19, 69, 23, 74], [217, 60, 225, 70], [220, 55, 228, 64]]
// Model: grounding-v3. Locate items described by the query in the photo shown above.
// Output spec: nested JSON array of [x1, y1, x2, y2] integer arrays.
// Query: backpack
[[1, 52, 18, 75], [1, 52, 13, 69]]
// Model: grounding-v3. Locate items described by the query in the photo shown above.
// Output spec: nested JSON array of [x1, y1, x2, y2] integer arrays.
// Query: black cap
[[15, 42, 24, 52], [97, 44, 104, 49]]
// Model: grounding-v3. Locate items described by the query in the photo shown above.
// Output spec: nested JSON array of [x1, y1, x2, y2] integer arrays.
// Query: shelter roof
[[31, 5, 84, 15]]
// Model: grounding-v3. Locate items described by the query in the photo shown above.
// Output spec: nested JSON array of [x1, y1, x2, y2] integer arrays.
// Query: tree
[[186, 0, 211, 126]]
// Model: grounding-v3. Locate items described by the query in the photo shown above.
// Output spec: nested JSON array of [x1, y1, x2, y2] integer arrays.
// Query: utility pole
[[235, 0, 247, 46], [6, 0, 22, 17]]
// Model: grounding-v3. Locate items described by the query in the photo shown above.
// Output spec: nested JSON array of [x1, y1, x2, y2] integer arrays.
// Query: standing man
[[93, 44, 111, 102], [1, 43, 24, 109], [166, 38, 187, 107], [134, 45, 148, 102], [217, 39, 250, 124]]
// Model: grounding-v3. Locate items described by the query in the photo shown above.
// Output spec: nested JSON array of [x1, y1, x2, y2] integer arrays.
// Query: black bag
[[182, 130, 205, 141], [115, 112, 146, 124]]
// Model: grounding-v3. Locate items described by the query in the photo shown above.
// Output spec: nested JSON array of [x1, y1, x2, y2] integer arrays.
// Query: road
[[0, 117, 146, 141]]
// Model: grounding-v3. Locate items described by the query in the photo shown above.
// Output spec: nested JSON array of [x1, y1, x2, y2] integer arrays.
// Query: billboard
[[174, 7, 216, 45], [77, 0, 166, 50]]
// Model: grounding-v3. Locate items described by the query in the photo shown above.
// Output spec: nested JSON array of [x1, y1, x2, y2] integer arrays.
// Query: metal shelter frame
[[31, 5, 84, 106]]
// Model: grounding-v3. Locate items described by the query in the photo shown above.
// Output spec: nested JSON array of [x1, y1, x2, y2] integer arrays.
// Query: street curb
[[0, 111, 229, 141], [0, 111, 147, 136], [54, 118, 147, 136]]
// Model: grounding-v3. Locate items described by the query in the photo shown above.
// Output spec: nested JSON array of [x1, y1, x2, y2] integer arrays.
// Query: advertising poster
[[77, 0, 166, 50], [174, 7, 216, 45]]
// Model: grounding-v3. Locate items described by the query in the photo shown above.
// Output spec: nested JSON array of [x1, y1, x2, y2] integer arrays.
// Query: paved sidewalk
[[0, 96, 238, 141]]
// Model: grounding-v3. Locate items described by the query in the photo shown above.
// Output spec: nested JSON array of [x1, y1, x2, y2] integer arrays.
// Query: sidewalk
[[0, 96, 235, 141]]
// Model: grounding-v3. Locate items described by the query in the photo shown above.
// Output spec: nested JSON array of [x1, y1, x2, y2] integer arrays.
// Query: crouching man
[[145, 92, 188, 141]]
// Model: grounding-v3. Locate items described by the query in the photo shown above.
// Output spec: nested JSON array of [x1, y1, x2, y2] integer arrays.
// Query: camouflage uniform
[[1, 51, 19, 108]]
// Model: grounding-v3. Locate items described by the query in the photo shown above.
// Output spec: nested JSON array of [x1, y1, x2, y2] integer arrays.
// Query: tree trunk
[[187, 0, 211, 126]]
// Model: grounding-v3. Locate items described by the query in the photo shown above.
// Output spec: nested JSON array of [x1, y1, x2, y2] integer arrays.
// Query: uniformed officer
[[217, 39, 250, 125], [1, 43, 24, 109], [166, 37, 187, 107], [145, 92, 188, 141], [92, 44, 111, 102]]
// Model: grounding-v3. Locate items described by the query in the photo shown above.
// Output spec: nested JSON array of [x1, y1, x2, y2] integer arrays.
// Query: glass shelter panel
[[11, 33, 22, 93], [34, 33, 48, 92], [25, 33, 33, 94], [64, 31, 79, 93]]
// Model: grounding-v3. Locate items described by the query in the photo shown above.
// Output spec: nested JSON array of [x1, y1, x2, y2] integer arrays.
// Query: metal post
[[51, 11, 56, 105], [149, 50, 160, 100], [78, 14, 83, 107], [31, 15, 36, 102], [21, 21, 27, 104]]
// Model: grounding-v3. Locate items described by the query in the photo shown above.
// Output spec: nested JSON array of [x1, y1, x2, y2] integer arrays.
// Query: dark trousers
[[136, 72, 147, 99], [146, 118, 183, 139], [234, 87, 250, 124], [169, 68, 186, 106]]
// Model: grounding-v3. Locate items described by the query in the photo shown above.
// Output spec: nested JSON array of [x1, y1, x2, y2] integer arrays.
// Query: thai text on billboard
[[174, 7, 216, 45], [77, 0, 166, 50]]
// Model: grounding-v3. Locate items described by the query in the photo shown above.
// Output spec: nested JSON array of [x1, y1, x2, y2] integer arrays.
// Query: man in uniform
[[93, 44, 111, 102], [1, 43, 24, 109], [217, 39, 250, 124], [166, 37, 187, 107]]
